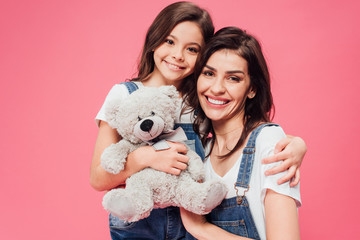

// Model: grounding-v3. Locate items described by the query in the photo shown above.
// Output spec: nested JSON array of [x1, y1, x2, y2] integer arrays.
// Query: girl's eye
[[202, 70, 214, 77], [165, 39, 174, 45], [187, 47, 199, 53]]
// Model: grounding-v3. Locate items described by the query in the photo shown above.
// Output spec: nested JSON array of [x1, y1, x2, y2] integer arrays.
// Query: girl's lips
[[164, 60, 185, 70]]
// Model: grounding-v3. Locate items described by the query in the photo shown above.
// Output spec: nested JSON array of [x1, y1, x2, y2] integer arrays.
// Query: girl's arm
[[180, 208, 250, 240], [262, 135, 306, 186], [90, 120, 189, 191], [264, 189, 300, 240]]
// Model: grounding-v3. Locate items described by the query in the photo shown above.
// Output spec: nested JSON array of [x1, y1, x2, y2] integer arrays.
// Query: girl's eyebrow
[[168, 34, 202, 48]]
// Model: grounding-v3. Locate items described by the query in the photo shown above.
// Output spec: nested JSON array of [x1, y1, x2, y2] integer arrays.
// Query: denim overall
[[206, 123, 279, 239], [108, 82, 205, 240]]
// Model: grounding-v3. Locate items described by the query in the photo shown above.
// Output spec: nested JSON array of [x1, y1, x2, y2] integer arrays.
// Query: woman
[[181, 27, 301, 239]]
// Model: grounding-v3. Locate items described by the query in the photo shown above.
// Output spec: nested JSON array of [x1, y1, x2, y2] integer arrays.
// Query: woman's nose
[[210, 77, 226, 94]]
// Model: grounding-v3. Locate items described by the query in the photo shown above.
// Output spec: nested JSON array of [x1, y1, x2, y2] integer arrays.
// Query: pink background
[[1, 0, 359, 239]]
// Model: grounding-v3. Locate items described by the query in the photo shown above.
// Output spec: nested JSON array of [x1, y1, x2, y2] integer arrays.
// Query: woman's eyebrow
[[204, 65, 216, 71], [226, 70, 245, 74]]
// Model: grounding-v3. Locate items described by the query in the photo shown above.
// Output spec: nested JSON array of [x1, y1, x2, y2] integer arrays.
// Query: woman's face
[[152, 21, 204, 88], [197, 49, 255, 124]]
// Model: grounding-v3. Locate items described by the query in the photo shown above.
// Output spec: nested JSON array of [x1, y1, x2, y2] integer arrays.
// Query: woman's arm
[[180, 209, 250, 240], [90, 120, 190, 191], [264, 189, 300, 240], [262, 135, 306, 186]]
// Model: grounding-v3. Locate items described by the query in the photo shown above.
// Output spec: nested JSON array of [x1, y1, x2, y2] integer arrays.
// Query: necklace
[[215, 127, 243, 136]]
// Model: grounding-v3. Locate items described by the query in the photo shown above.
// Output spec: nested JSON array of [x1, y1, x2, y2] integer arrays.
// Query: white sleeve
[[95, 84, 130, 127], [257, 126, 302, 207]]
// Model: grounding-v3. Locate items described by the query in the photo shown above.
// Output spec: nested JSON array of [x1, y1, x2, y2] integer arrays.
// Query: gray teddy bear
[[101, 85, 227, 222]]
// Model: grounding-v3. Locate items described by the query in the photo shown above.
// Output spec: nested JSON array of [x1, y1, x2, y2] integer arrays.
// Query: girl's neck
[[142, 72, 181, 90]]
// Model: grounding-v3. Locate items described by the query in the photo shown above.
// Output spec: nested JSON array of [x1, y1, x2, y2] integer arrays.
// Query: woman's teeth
[[207, 97, 227, 105]]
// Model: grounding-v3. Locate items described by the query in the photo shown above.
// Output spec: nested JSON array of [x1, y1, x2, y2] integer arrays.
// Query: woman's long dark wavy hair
[[183, 26, 275, 158], [131, 1, 214, 95]]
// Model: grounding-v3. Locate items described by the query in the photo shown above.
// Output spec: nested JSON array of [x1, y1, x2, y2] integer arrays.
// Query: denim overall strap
[[234, 123, 279, 204], [120, 81, 139, 94], [206, 123, 279, 239], [174, 123, 205, 160]]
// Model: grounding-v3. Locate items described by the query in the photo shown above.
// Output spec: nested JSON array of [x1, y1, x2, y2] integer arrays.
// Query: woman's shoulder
[[255, 124, 286, 150]]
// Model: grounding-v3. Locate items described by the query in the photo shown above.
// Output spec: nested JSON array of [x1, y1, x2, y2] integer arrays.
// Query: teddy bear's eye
[[138, 116, 142, 121], [151, 111, 155, 116]]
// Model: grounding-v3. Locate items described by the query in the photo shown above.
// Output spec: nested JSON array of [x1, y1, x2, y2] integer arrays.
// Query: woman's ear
[[248, 89, 256, 99]]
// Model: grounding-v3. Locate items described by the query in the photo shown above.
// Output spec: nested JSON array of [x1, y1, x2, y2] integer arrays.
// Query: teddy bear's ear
[[158, 85, 179, 100]]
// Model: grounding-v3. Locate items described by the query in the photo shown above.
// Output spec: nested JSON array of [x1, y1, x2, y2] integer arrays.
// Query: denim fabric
[[109, 207, 186, 240], [174, 123, 205, 160], [121, 81, 139, 93], [206, 123, 279, 239]]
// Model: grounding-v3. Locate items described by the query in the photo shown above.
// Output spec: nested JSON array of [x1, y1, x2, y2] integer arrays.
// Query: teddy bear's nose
[[140, 119, 154, 132]]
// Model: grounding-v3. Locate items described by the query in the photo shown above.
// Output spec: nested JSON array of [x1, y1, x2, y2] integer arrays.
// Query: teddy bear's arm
[[186, 149, 206, 182], [100, 140, 138, 174]]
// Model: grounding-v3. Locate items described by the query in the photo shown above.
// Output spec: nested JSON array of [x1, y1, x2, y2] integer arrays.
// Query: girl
[[90, 2, 305, 239], [180, 27, 301, 239]]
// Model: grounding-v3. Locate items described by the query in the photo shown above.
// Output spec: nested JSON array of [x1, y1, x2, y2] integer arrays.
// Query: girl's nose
[[171, 47, 184, 61]]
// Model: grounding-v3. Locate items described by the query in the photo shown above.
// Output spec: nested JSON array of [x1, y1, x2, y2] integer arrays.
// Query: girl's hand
[[262, 135, 307, 187], [129, 141, 189, 176]]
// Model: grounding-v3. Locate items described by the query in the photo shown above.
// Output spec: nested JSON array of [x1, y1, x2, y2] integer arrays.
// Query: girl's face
[[197, 49, 255, 124], [152, 21, 204, 88]]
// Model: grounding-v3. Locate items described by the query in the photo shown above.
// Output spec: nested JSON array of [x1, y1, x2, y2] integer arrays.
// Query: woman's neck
[[212, 116, 244, 155]]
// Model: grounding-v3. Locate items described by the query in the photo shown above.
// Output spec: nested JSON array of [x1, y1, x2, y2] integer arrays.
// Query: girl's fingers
[[274, 137, 291, 154], [265, 160, 291, 176], [276, 165, 297, 185], [290, 169, 300, 187], [168, 141, 188, 154]]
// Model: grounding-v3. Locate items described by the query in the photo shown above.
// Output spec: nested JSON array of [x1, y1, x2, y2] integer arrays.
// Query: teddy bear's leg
[[102, 188, 138, 221], [103, 176, 155, 222], [175, 176, 227, 215]]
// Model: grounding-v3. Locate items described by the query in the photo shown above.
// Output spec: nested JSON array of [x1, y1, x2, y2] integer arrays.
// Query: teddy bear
[[101, 85, 227, 222]]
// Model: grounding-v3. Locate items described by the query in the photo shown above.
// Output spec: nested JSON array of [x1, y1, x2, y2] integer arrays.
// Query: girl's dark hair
[[184, 26, 275, 158], [131, 1, 214, 94]]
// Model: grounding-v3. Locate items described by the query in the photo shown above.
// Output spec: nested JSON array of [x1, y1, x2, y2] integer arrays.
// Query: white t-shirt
[[95, 82, 194, 126], [203, 126, 301, 240]]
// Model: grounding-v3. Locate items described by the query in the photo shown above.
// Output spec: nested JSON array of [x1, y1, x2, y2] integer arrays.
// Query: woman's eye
[[187, 47, 199, 53], [165, 39, 174, 45], [228, 76, 241, 82], [202, 70, 214, 77]]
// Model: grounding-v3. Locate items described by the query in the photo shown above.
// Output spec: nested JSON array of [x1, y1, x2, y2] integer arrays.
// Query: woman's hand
[[262, 135, 307, 187]]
